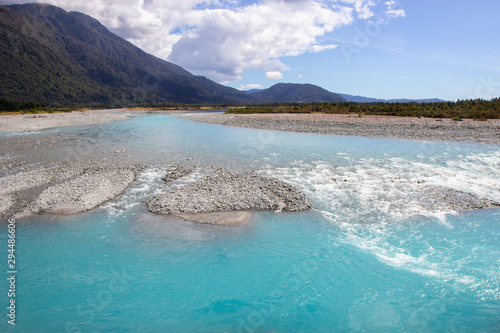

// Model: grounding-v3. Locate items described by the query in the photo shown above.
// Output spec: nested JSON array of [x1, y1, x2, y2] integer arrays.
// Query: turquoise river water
[[1, 114, 500, 332]]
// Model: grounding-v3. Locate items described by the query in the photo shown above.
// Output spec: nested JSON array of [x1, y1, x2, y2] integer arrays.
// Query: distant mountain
[[244, 89, 263, 94], [244, 86, 443, 105], [250, 83, 345, 103], [337, 94, 384, 103], [0, 4, 254, 106], [387, 98, 447, 103], [339, 93, 446, 103]]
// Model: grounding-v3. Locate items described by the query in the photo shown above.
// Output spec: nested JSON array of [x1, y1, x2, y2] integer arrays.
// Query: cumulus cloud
[[167, 1, 354, 81], [266, 71, 284, 80], [3, 0, 405, 82]]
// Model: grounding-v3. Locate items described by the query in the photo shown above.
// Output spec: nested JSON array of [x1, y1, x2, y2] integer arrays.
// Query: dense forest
[[0, 98, 49, 112], [227, 98, 500, 120], [0, 4, 255, 108]]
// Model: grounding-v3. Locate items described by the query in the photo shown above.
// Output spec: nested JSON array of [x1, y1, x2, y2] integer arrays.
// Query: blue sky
[[3, 0, 500, 100], [229, 0, 500, 100]]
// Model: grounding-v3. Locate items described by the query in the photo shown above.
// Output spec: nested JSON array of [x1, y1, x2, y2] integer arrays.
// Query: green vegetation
[[3, 98, 498, 120], [0, 98, 234, 113], [0, 98, 48, 112], [226, 98, 500, 120], [0, 4, 254, 108]]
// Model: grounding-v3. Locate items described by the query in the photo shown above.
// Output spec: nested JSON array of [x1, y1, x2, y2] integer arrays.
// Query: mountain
[[250, 83, 345, 103], [0, 4, 254, 106], [244, 89, 264, 94], [339, 93, 446, 104], [387, 98, 447, 103], [337, 94, 384, 103], [245, 85, 443, 104], [0, 4, 446, 108]]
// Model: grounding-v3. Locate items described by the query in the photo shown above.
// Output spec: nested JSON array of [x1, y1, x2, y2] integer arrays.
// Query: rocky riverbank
[[421, 187, 499, 211], [0, 160, 313, 224], [0, 160, 497, 224], [0, 109, 133, 133], [0, 163, 140, 219], [25, 167, 135, 216], [147, 167, 312, 225], [184, 113, 500, 144]]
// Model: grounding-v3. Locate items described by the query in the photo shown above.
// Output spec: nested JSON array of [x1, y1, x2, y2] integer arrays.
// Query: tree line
[[227, 98, 500, 120], [2, 97, 499, 120], [0, 99, 48, 112]]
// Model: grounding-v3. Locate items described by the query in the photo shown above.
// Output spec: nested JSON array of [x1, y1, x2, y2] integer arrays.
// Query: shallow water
[[1, 114, 500, 332]]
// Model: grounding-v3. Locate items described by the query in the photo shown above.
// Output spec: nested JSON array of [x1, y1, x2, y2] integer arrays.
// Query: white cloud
[[239, 83, 263, 90], [340, 0, 376, 19], [384, 0, 405, 18], [266, 71, 284, 80], [3, 0, 405, 82], [168, 2, 354, 81], [312, 44, 338, 52], [386, 9, 405, 18]]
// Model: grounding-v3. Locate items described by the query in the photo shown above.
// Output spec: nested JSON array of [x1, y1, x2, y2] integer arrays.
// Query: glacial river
[[1, 114, 500, 332]]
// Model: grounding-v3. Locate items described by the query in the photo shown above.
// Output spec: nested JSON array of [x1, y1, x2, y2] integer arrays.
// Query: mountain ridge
[[338, 93, 446, 103], [243, 87, 446, 104], [0, 4, 254, 106], [248, 83, 345, 103], [1, 3, 447, 108]]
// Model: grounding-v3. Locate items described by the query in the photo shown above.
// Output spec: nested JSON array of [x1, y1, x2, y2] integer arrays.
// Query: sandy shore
[[0, 109, 133, 133], [185, 113, 500, 144], [175, 211, 252, 226]]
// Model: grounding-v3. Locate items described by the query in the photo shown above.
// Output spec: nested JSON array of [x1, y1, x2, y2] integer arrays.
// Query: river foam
[[262, 148, 500, 299]]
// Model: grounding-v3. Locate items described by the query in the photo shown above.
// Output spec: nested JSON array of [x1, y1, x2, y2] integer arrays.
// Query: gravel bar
[[0, 109, 132, 133], [422, 187, 499, 211], [147, 167, 312, 215], [185, 113, 500, 144], [0, 164, 139, 219], [25, 167, 135, 215]]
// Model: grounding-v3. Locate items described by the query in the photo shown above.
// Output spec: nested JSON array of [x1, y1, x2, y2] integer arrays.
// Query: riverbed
[[0, 113, 499, 332]]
